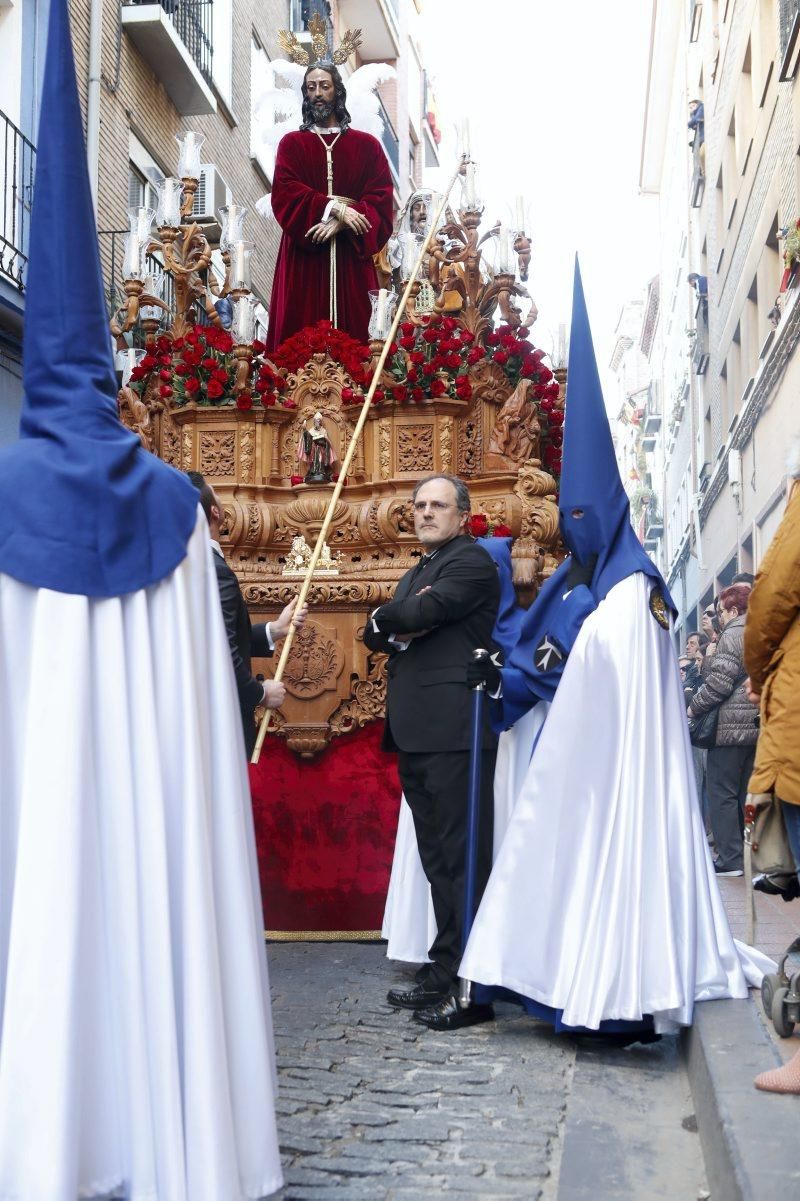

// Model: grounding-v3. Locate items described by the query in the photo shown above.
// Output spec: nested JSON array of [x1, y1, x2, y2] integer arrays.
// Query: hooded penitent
[[0, 0, 197, 597], [500, 258, 675, 724]]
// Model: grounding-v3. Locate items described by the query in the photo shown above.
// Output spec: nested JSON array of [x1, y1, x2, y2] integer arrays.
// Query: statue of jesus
[[265, 23, 394, 352]]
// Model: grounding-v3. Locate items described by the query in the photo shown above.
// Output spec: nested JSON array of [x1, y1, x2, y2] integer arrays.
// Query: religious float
[[116, 127, 566, 936]]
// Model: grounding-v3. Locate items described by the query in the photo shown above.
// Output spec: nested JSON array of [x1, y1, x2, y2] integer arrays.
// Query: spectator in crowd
[[701, 601, 720, 661], [688, 99, 705, 146], [732, 571, 755, 587], [748, 439, 800, 1093], [684, 630, 712, 836], [688, 584, 760, 876]]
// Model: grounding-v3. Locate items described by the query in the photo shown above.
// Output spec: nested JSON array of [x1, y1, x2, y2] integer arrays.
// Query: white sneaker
[[715, 867, 744, 877]]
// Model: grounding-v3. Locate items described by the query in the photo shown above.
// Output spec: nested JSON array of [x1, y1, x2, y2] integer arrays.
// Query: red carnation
[[175, 362, 189, 377], [493, 350, 509, 365], [236, 392, 253, 410], [159, 384, 173, 399], [400, 321, 415, 336], [539, 397, 554, 412], [410, 351, 425, 365], [206, 379, 225, 400], [159, 368, 172, 382], [460, 330, 475, 344], [140, 354, 157, 372], [520, 362, 535, 378], [422, 328, 439, 345], [212, 367, 229, 384], [290, 473, 303, 486], [493, 523, 512, 537], [429, 377, 447, 398], [549, 408, 564, 425], [373, 388, 385, 403], [400, 335, 416, 350], [185, 377, 200, 394], [486, 332, 500, 347], [446, 352, 461, 369], [392, 384, 408, 402], [201, 357, 217, 370], [469, 514, 489, 537], [422, 362, 436, 377], [341, 386, 354, 402], [466, 347, 484, 366], [411, 387, 424, 402]]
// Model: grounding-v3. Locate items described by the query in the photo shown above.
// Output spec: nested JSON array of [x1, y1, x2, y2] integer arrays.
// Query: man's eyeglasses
[[703, 608, 715, 617]]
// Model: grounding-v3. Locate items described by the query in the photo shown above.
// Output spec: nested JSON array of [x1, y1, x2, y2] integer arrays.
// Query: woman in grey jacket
[[688, 583, 759, 874]]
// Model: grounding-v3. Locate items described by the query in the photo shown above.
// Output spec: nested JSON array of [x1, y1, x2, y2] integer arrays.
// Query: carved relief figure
[[486, 380, 540, 470]]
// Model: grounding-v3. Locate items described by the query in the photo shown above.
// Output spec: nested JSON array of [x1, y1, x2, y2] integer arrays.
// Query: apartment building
[[641, 0, 800, 638], [0, 0, 439, 445]]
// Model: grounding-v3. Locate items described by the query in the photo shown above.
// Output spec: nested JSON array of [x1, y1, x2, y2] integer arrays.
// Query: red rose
[[388, 342, 398, 356], [140, 354, 157, 372], [373, 388, 385, 402], [455, 379, 472, 400], [262, 393, 276, 407], [429, 377, 447, 398], [175, 362, 189, 377], [158, 353, 172, 366], [422, 362, 436, 377], [156, 335, 172, 352], [159, 384, 173, 399], [422, 328, 439, 344], [410, 351, 425, 365], [172, 338, 185, 351], [400, 321, 415, 336], [236, 392, 253, 410], [441, 317, 457, 332], [392, 384, 408, 402], [129, 366, 146, 382], [550, 430, 563, 448], [341, 386, 354, 402], [460, 331, 475, 344], [407, 368, 419, 384], [539, 397, 554, 413], [184, 377, 200, 394], [486, 332, 500, 347], [251, 340, 266, 355], [466, 347, 484, 366], [159, 368, 172, 382], [501, 334, 517, 350], [549, 409, 564, 426], [400, 335, 416, 350], [411, 387, 424, 402], [212, 367, 228, 384], [520, 361, 535, 378], [493, 523, 512, 537], [493, 350, 509, 365], [469, 514, 489, 536], [290, 473, 303, 486], [201, 357, 217, 370], [206, 379, 225, 399]]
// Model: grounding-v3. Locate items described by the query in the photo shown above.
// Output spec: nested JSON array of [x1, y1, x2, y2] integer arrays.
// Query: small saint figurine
[[297, 411, 337, 484]]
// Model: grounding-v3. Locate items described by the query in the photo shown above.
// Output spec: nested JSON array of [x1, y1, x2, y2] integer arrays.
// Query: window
[[128, 132, 165, 212]]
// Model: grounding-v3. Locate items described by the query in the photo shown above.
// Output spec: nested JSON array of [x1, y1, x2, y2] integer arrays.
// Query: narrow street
[[270, 944, 706, 1200]]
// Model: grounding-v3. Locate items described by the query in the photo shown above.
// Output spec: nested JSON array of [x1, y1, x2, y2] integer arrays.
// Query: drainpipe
[[86, 0, 103, 215]]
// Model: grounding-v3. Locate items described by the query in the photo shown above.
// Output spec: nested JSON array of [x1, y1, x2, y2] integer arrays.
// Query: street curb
[[683, 996, 800, 1199]]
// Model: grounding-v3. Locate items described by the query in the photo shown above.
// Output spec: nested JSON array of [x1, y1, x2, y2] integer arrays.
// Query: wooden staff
[[251, 157, 467, 764]]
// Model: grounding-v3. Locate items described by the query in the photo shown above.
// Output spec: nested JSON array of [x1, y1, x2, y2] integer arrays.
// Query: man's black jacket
[[363, 534, 500, 753], [213, 548, 272, 755]]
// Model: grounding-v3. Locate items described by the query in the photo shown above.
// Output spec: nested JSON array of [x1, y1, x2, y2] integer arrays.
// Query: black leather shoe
[[412, 994, 494, 1030], [387, 983, 450, 1010]]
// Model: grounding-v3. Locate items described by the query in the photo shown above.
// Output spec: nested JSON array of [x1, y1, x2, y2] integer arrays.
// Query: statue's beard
[[311, 99, 335, 123]]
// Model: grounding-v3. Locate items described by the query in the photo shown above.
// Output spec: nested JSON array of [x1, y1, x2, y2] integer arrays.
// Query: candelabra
[[110, 131, 258, 351]]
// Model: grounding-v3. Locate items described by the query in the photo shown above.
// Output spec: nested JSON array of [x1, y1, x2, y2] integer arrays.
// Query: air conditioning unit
[[190, 164, 232, 241], [727, 447, 742, 487]]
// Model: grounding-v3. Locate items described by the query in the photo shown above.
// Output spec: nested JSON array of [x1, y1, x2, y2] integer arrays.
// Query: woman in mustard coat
[[747, 445, 800, 1093]]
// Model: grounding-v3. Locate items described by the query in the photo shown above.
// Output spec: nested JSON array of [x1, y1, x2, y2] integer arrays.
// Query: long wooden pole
[[251, 157, 466, 764]]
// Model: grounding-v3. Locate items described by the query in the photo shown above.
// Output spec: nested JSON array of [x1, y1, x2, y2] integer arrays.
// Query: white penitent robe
[[460, 572, 773, 1032], [382, 702, 549, 965], [0, 512, 282, 1201]]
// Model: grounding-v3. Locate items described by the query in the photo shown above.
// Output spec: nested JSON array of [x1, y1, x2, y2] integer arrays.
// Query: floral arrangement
[[257, 321, 372, 408], [538, 392, 564, 483], [129, 326, 243, 406], [467, 514, 512, 538]]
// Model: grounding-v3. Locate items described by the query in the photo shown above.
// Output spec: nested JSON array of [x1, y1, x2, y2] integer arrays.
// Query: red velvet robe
[[265, 128, 394, 351]]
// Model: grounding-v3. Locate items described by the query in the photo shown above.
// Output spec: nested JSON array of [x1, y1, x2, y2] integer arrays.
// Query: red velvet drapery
[[249, 723, 400, 933]]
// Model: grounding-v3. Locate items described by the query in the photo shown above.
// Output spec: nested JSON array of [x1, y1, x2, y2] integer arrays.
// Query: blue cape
[[0, 0, 198, 596], [500, 260, 675, 727]]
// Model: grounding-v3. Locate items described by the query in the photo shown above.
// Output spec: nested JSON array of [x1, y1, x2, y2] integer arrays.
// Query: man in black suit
[[188, 472, 307, 758], [363, 474, 500, 1030]]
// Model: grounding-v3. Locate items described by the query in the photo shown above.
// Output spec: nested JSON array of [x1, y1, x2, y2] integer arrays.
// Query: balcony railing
[[378, 97, 399, 182], [100, 228, 210, 336], [779, 0, 800, 79], [692, 296, 709, 374], [122, 0, 214, 100], [690, 136, 704, 207], [0, 110, 36, 293]]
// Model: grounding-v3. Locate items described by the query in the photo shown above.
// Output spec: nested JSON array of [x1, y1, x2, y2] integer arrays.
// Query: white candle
[[233, 241, 246, 286], [122, 233, 142, 280], [515, 195, 525, 232], [461, 118, 470, 158], [465, 162, 476, 206], [375, 288, 388, 334]]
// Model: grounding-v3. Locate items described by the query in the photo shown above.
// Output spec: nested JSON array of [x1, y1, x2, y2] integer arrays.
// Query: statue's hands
[[306, 218, 341, 244], [339, 206, 371, 236]]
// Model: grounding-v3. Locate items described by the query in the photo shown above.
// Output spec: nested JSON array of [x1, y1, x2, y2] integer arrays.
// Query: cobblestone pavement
[[268, 943, 704, 1201]]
